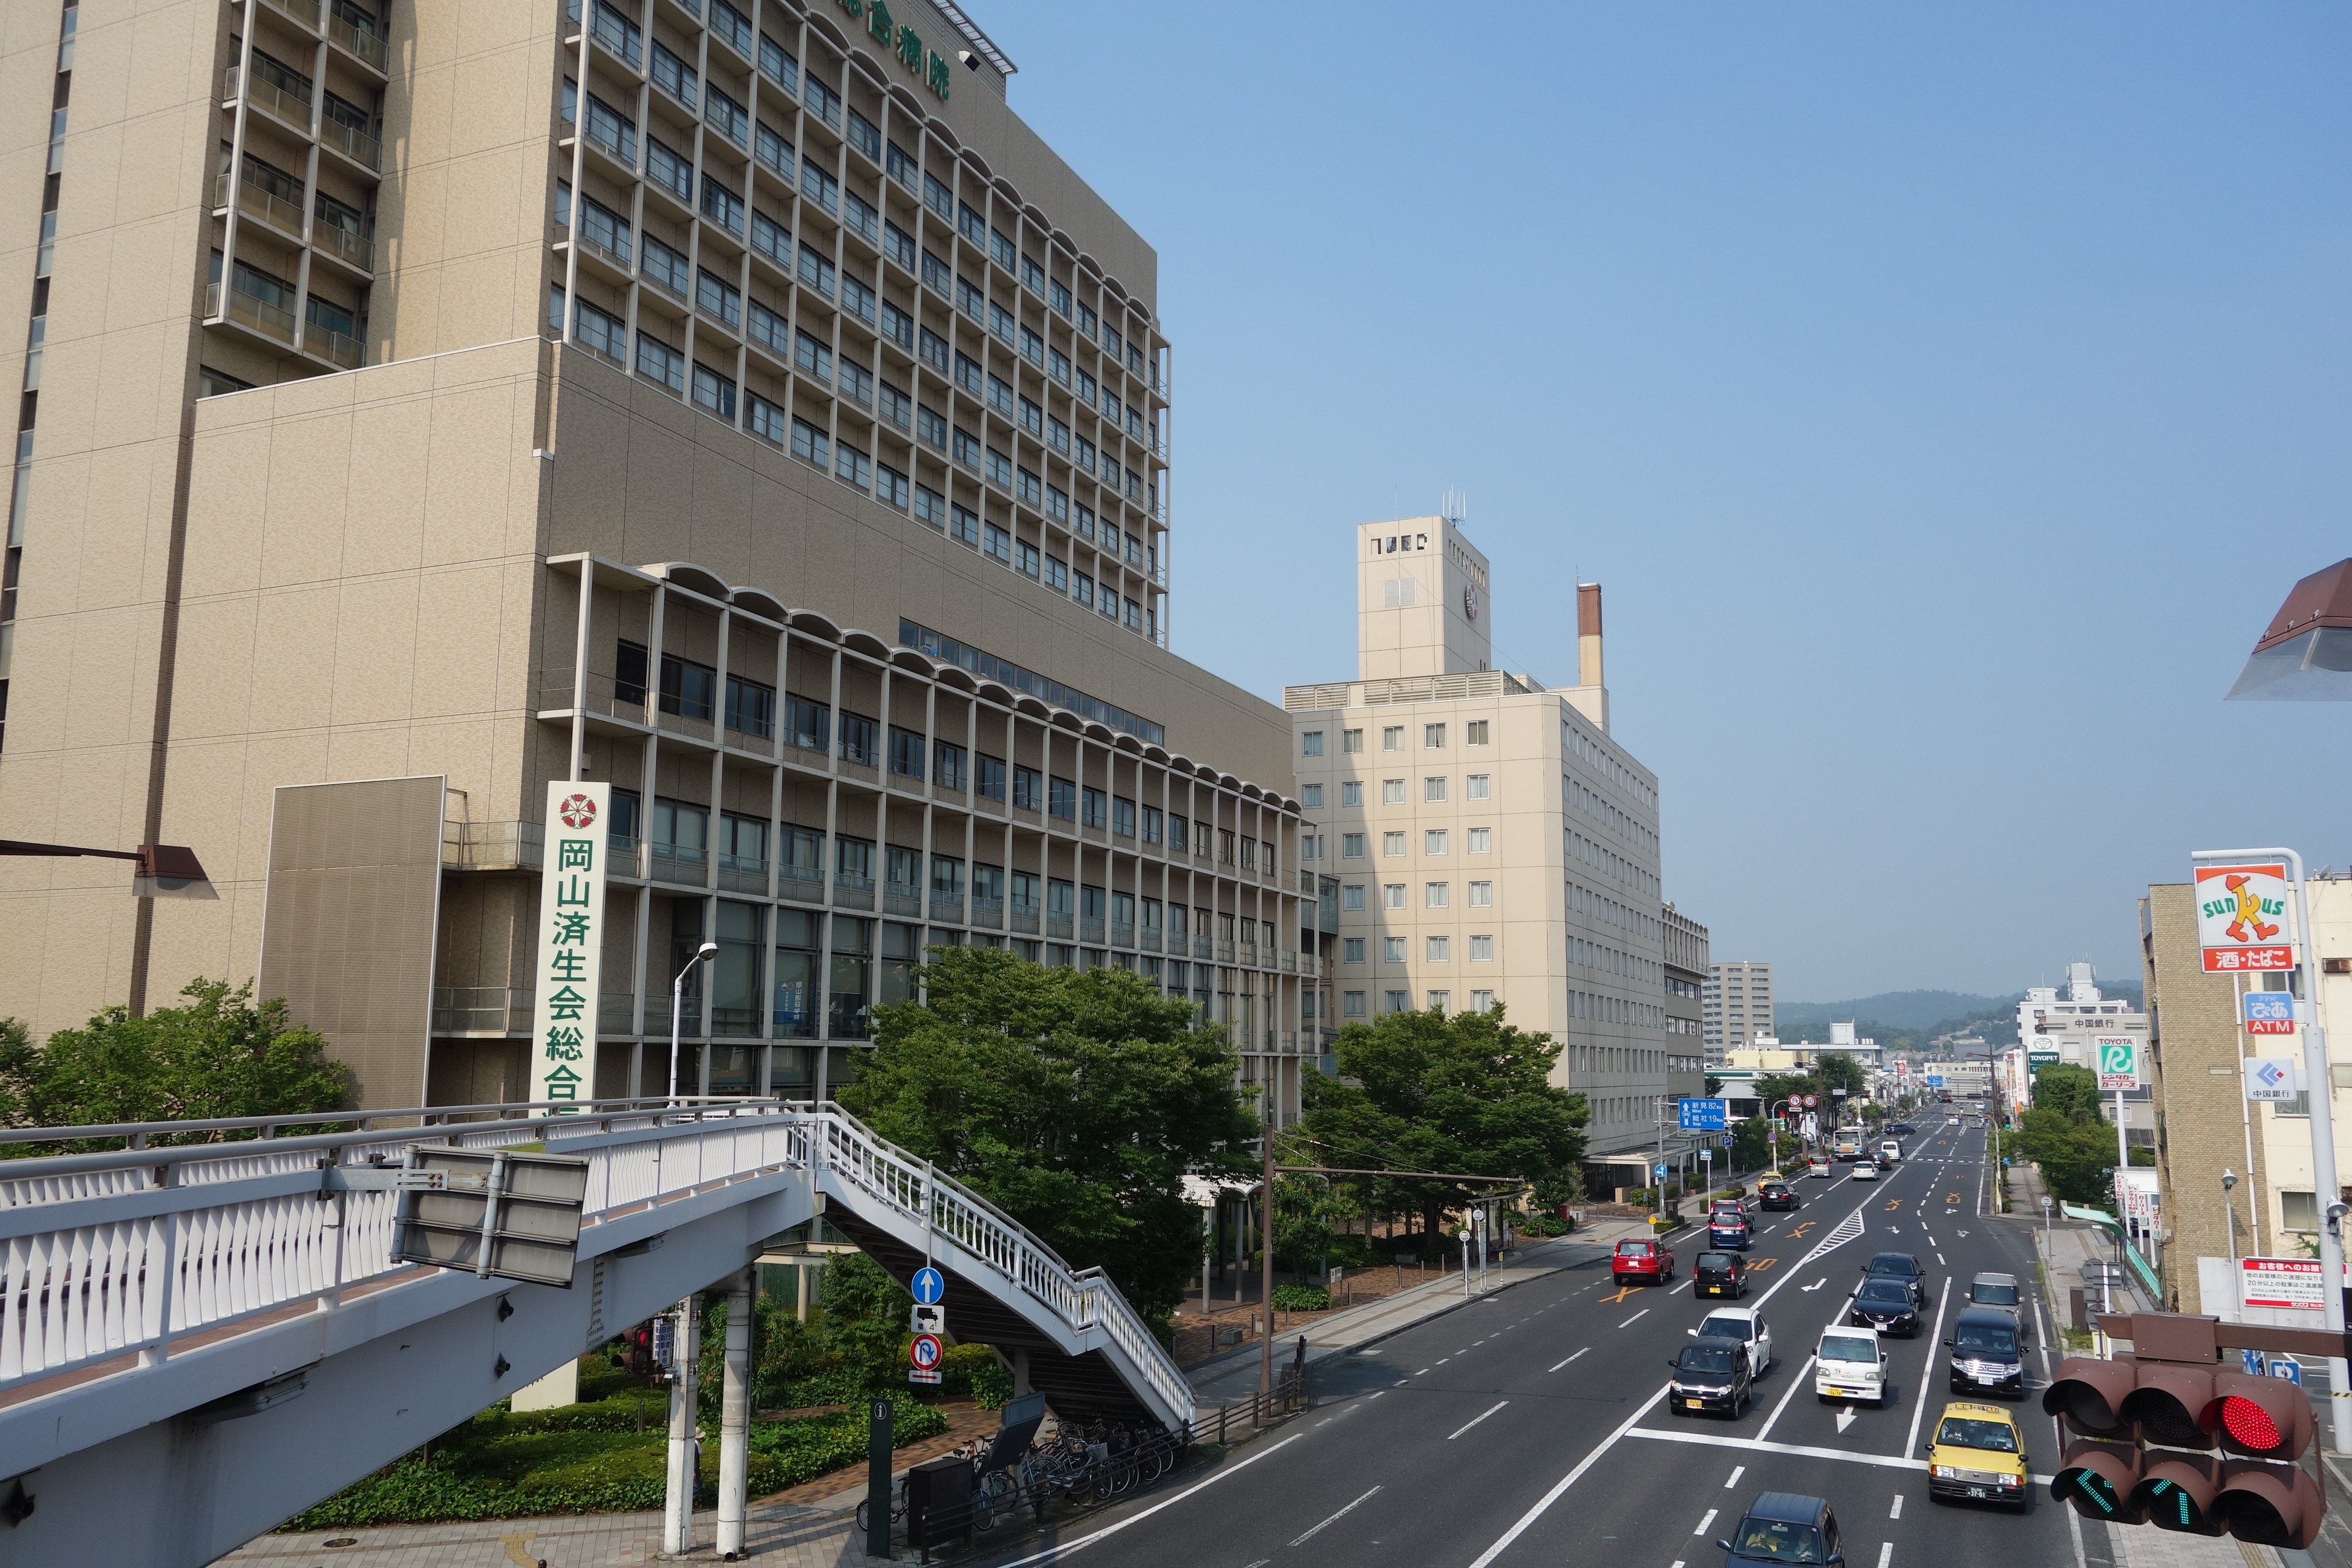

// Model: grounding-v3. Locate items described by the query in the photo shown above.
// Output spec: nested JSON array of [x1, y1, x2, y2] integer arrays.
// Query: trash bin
[[906, 1454, 976, 1552]]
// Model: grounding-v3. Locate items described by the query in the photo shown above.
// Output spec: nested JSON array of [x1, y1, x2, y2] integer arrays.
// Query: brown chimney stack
[[1576, 583, 1604, 690]]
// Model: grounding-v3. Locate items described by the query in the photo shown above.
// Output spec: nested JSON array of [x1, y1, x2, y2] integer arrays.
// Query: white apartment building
[[1704, 961, 1774, 1062], [1285, 517, 1674, 1162]]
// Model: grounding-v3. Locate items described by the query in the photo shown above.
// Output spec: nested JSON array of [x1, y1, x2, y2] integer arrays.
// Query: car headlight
[[1932, 1465, 1958, 1479]]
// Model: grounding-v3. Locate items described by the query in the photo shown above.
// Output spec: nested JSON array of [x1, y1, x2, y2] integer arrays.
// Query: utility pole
[[1258, 1126, 1275, 1400]]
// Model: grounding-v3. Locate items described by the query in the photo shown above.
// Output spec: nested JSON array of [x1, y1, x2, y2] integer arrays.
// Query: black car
[[1757, 1181, 1798, 1212], [1848, 1278, 1922, 1337], [1694, 1251, 1748, 1299], [1889, 1122, 1915, 1135], [1861, 1252, 1929, 1307], [1719, 1491, 1845, 1566], [1947, 1306, 2027, 1397], [1667, 1336, 1753, 1418]]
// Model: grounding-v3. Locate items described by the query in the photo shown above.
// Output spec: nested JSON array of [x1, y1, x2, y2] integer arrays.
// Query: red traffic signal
[[2206, 1373, 2323, 1548]]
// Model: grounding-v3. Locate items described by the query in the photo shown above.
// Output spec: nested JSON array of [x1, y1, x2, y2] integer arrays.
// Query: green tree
[[0, 980, 348, 1149], [2031, 1063, 2102, 1122], [1296, 1005, 1587, 1243], [836, 946, 1257, 1327], [2019, 1062, 2118, 1206]]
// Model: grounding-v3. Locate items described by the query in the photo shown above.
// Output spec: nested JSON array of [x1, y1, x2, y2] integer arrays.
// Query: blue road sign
[[1654, 1163, 1669, 1178], [1676, 1097, 1726, 1132], [2272, 1357, 2304, 1385], [2243, 1348, 2269, 1377], [911, 1266, 946, 1306], [1926, 1074, 1945, 1088]]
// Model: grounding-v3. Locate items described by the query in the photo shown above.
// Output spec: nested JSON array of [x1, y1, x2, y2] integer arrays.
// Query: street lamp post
[[667, 941, 719, 1105], [2223, 1169, 2240, 1264]]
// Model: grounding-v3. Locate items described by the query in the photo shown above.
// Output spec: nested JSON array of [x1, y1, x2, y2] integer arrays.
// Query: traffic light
[[2042, 1354, 2328, 1547]]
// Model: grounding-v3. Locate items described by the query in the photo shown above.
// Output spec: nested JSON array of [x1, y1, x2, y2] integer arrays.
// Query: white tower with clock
[[1355, 515, 1493, 681]]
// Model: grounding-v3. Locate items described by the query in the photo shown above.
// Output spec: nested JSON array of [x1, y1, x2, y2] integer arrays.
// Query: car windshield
[[1972, 1282, 2019, 1305], [1700, 1315, 1754, 1341], [1857, 1281, 1912, 1305], [1615, 1241, 1651, 1256], [1733, 1518, 1827, 1563], [1867, 1257, 1915, 1277], [1819, 1333, 1877, 1362], [1937, 1417, 2019, 1452], [1697, 1253, 1734, 1270], [1680, 1344, 1737, 1374], [1955, 1324, 2017, 1355]]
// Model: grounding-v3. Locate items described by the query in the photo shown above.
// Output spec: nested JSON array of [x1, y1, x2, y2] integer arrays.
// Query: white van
[[1877, 1139, 1901, 1165], [1814, 1325, 1889, 1406]]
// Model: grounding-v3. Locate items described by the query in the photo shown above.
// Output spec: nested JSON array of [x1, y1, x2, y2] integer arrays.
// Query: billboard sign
[[2094, 1035, 2143, 1092], [2194, 861, 2295, 973], [532, 782, 610, 1109], [2244, 1057, 2301, 1103], [2241, 1256, 2327, 1313], [2243, 991, 2297, 1036]]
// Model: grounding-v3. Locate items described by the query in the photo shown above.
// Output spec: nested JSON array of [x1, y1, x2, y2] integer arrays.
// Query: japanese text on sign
[[533, 782, 610, 1109], [2194, 861, 2295, 973]]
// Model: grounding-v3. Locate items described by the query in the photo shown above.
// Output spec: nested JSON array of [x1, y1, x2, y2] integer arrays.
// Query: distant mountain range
[[1771, 979, 2143, 1050]]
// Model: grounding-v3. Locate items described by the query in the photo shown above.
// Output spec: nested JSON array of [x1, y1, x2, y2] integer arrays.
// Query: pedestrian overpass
[[0, 1099, 1191, 1568]]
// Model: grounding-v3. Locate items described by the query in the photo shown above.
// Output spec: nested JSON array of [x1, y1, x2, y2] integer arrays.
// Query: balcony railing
[[883, 886, 923, 918], [716, 856, 768, 895], [1109, 921, 1134, 948], [314, 221, 374, 271], [1080, 918, 1106, 944], [1046, 913, 1074, 940], [212, 281, 295, 342], [1010, 902, 1040, 935], [308, 324, 363, 368], [218, 171, 305, 239], [777, 863, 825, 903], [599, 994, 639, 1034], [648, 844, 707, 886], [224, 65, 313, 129], [441, 818, 544, 871], [1238, 943, 1258, 969], [321, 116, 382, 171], [1217, 941, 1236, 963], [428, 987, 530, 1034], [834, 872, 875, 910], [327, 7, 388, 69], [1139, 930, 1161, 953], [968, 896, 1003, 930], [264, 0, 322, 30], [930, 893, 964, 923], [1194, 936, 1214, 960]]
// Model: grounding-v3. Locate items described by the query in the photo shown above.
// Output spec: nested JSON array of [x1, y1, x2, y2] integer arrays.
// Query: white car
[[1850, 1160, 1879, 1180], [1878, 1140, 1902, 1163], [1815, 1324, 1889, 1406], [1692, 1307, 1774, 1379], [1807, 1158, 1835, 1180]]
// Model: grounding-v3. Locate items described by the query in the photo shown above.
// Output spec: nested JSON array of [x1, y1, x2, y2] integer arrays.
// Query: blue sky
[[977, 3, 2352, 1001]]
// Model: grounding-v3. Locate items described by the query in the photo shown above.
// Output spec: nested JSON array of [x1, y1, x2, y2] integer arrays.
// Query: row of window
[[1338, 990, 1494, 1018], [1302, 720, 1490, 756], [1340, 934, 1498, 964], [1331, 828, 1495, 859], [1332, 881, 1497, 911], [1308, 773, 1493, 809]]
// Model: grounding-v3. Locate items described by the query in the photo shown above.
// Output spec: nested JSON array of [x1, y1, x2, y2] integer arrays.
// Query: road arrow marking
[[1802, 1277, 1828, 1292], [1837, 1406, 1858, 1433]]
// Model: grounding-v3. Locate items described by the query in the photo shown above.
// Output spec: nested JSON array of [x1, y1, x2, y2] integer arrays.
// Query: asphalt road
[[975, 1116, 2091, 1568]]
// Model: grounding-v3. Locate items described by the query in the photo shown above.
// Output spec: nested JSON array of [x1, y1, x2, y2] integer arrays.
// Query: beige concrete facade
[[1288, 520, 1676, 1162], [0, 0, 1319, 1122], [1704, 959, 1772, 1061], [2145, 878, 2352, 1315]]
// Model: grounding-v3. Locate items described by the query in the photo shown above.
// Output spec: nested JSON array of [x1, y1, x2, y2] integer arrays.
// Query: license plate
[[1686, 1399, 1704, 1408], [1965, 1487, 1988, 1500]]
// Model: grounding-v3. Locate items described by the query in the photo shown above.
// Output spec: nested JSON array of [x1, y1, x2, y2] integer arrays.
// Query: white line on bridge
[[1289, 1484, 1382, 1546], [1449, 1400, 1509, 1440]]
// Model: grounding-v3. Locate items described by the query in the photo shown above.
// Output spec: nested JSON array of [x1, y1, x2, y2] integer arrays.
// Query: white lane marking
[[1694, 1508, 1718, 1536], [982, 1433, 1305, 1568], [1448, 1400, 1509, 1440], [1836, 1406, 1858, 1433], [1627, 1425, 2057, 1481], [1289, 1484, 1382, 1547], [1756, 1354, 1819, 1442], [1436, 1358, 1451, 1366], [1670, 1277, 1694, 1295], [1549, 1348, 1589, 1372], [1395, 1379, 1409, 1387], [1464, 1385, 1670, 1568], [1725, 1465, 1745, 1489], [1415, 1368, 1431, 1376], [1904, 1276, 1956, 1457], [1937, 1254, 1945, 1266], [1890, 1494, 1903, 1518], [1368, 1390, 1386, 1399], [1802, 1278, 1828, 1292], [1876, 1544, 1893, 1568], [1619, 1308, 1651, 1328]]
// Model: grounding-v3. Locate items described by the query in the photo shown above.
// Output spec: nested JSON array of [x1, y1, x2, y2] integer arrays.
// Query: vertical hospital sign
[[535, 781, 610, 1108]]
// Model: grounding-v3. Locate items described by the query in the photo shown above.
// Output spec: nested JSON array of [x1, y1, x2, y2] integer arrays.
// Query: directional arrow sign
[[911, 1266, 946, 1306]]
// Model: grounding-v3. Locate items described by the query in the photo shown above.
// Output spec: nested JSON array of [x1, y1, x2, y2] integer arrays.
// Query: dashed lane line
[[1448, 1400, 1509, 1440], [1619, 1308, 1650, 1329], [1549, 1348, 1589, 1372], [1289, 1485, 1382, 1547]]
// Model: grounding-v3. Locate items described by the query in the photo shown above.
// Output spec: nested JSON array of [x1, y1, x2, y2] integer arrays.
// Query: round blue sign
[[912, 1266, 946, 1306]]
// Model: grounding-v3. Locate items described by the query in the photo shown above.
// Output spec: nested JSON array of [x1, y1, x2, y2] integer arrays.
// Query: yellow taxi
[[1921, 1401, 2027, 1508]]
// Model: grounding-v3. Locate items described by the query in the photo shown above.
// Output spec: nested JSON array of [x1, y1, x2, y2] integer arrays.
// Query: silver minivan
[[1814, 1324, 1889, 1406]]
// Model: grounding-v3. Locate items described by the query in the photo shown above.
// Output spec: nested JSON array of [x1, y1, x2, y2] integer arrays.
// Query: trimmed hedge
[[1270, 1284, 1329, 1312], [283, 1391, 948, 1529]]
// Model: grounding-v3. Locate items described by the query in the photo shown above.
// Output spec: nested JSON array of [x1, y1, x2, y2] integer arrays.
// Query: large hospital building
[[1284, 519, 1705, 1166], [0, 0, 1328, 1120]]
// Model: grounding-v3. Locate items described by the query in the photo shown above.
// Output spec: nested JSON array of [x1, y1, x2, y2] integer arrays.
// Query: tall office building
[[0, 0, 1325, 1120], [1703, 961, 1772, 1062], [1285, 517, 1685, 1169]]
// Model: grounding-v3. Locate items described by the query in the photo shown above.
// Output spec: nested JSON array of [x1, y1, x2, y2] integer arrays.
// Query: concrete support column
[[717, 1269, 754, 1559], [663, 1293, 702, 1556]]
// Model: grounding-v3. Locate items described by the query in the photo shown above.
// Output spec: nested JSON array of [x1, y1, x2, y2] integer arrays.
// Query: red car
[[1613, 1237, 1676, 1286]]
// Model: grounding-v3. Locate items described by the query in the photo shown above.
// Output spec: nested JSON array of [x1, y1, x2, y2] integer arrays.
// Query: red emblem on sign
[[556, 794, 599, 830]]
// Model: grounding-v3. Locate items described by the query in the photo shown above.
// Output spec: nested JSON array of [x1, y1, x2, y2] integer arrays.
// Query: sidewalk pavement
[[223, 1499, 884, 1568]]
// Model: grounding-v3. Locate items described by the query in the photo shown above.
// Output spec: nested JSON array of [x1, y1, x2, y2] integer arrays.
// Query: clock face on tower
[[1463, 584, 1480, 621]]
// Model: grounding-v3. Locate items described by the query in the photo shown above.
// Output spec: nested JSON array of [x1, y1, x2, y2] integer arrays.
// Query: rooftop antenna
[[1440, 488, 1467, 528]]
